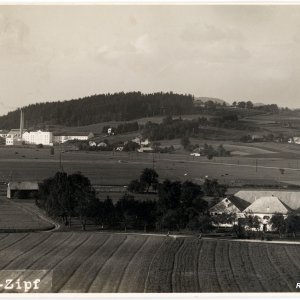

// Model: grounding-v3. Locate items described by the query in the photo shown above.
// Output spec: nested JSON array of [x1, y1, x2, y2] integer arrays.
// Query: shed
[[7, 181, 39, 199]]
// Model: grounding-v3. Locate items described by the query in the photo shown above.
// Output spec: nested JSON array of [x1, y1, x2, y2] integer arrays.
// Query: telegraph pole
[[152, 153, 155, 170]]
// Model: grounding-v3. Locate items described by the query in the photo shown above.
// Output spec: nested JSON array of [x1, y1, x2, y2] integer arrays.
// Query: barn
[[7, 181, 39, 199]]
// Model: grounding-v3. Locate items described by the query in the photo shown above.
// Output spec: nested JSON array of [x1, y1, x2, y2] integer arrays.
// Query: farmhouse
[[7, 181, 39, 199], [209, 190, 300, 230]]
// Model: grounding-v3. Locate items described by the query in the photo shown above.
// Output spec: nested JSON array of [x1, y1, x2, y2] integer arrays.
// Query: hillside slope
[[0, 92, 194, 129]]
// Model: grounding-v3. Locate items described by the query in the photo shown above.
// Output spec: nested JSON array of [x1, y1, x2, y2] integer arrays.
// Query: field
[[0, 198, 54, 232], [2, 144, 300, 189], [0, 232, 298, 292]]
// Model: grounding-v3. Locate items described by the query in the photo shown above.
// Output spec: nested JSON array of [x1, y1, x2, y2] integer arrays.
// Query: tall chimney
[[20, 109, 24, 138]]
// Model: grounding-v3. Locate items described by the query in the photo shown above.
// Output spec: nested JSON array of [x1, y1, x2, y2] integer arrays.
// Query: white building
[[141, 138, 150, 146], [290, 137, 300, 144], [0, 130, 9, 138], [22, 130, 53, 146], [5, 129, 26, 146], [5, 135, 14, 145], [137, 146, 154, 153], [53, 132, 94, 144]]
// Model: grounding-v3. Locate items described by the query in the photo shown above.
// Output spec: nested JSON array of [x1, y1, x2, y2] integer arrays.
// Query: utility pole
[[59, 144, 64, 172], [152, 153, 155, 170], [256, 159, 258, 173]]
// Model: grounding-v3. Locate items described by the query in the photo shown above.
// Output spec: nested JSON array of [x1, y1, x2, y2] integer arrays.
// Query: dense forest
[[0, 92, 194, 129]]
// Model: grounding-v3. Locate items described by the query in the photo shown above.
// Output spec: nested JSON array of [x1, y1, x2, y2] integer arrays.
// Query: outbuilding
[[7, 181, 39, 199]]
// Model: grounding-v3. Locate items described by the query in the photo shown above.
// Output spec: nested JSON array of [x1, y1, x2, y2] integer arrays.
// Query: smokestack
[[20, 110, 24, 138]]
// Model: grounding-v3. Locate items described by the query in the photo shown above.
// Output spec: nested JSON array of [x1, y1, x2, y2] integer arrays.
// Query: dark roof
[[53, 132, 92, 137], [8, 181, 39, 190], [228, 195, 251, 212]]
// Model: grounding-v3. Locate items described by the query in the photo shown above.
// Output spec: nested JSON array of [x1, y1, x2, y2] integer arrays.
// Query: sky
[[1, 4, 300, 116]]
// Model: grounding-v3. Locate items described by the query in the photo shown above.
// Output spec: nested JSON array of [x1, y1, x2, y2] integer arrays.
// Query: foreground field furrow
[[87, 235, 128, 292], [197, 240, 221, 292], [214, 241, 240, 292], [0, 234, 9, 242], [60, 234, 120, 292], [40, 233, 93, 292], [285, 245, 300, 270], [0, 233, 29, 253], [0, 233, 51, 269], [0, 233, 74, 292], [89, 235, 147, 293], [115, 237, 148, 292], [237, 242, 265, 292], [53, 233, 110, 292], [145, 237, 183, 293], [266, 245, 296, 291], [248, 243, 288, 292], [117, 236, 164, 293], [27, 233, 90, 291], [172, 239, 201, 292], [5, 233, 55, 269]]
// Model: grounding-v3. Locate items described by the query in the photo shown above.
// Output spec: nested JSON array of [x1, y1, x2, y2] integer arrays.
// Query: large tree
[[140, 168, 159, 192], [38, 171, 97, 230]]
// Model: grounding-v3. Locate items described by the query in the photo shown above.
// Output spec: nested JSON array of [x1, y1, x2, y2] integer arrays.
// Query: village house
[[0, 130, 9, 138]]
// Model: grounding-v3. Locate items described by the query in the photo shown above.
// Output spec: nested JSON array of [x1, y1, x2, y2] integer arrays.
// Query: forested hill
[[0, 92, 194, 129]]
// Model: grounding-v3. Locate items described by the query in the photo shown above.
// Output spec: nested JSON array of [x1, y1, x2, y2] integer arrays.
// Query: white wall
[[22, 131, 53, 146]]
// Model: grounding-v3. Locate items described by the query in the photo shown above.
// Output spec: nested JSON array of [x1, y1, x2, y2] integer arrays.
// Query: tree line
[[0, 92, 194, 129], [37, 169, 227, 232]]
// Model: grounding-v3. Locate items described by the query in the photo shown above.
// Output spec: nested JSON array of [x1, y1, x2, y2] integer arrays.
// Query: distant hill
[[0, 92, 194, 130], [194, 97, 229, 106]]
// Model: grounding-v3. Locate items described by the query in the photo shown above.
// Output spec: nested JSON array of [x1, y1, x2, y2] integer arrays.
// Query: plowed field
[[0, 232, 298, 293]]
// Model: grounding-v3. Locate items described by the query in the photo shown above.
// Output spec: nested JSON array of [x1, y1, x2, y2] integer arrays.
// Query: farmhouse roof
[[0, 130, 9, 134], [209, 195, 249, 214], [234, 190, 300, 211], [243, 196, 290, 214], [8, 181, 39, 190]]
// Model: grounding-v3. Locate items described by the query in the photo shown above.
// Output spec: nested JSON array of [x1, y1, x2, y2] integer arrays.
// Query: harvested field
[[0, 233, 298, 293], [0, 199, 54, 232]]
